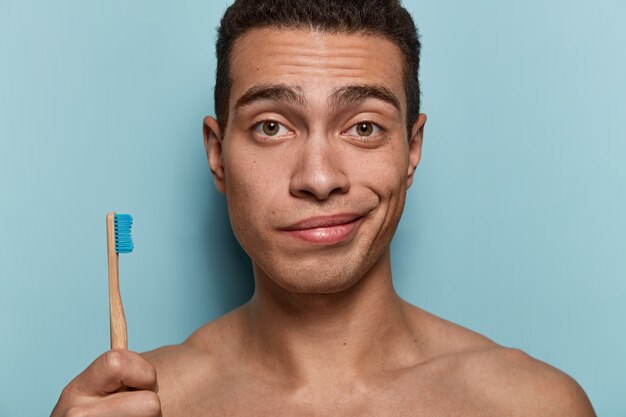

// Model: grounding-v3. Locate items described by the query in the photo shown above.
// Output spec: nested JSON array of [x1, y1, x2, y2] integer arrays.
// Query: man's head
[[214, 0, 421, 137], [204, 0, 426, 295]]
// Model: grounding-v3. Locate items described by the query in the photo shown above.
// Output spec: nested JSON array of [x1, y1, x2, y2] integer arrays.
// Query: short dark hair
[[215, 0, 421, 137]]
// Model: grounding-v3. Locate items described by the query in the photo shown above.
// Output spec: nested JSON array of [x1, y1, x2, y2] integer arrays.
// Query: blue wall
[[1, 1, 624, 415]]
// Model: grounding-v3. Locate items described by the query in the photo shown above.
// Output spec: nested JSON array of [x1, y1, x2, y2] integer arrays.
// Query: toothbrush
[[106, 212, 134, 349]]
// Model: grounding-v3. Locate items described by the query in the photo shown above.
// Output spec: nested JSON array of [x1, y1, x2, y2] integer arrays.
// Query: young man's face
[[205, 28, 425, 294]]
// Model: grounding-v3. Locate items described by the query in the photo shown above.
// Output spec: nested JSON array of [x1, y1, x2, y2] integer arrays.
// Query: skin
[[51, 28, 596, 417]]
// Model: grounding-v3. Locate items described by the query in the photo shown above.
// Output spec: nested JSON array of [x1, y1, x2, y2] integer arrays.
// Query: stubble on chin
[[254, 238, 386, 295]]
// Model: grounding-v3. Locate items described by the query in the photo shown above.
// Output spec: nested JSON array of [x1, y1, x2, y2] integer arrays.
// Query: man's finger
[[74, 349, 159, 394], [65, 390, 162, 417]]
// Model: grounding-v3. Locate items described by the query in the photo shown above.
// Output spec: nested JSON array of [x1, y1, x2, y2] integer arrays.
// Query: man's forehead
[[229, 27, 405, 78], [227, 27, 406, 109]]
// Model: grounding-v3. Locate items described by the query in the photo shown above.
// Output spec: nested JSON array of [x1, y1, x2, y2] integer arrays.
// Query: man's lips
[[280, 214, 365, 245], [282, 213, 363, 231]]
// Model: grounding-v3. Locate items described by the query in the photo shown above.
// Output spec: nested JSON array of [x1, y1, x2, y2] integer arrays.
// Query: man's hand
[[51, 349, 161, 417]]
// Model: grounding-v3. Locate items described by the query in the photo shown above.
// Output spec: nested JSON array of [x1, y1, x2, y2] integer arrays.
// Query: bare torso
[[144, 302, 593, 417]]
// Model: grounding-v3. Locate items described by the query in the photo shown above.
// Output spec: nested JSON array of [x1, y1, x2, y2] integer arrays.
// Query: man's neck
[[239, 249, 426, 386]]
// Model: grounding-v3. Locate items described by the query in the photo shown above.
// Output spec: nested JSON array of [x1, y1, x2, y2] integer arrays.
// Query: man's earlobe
[[203, 116, 226, 194], [407, 113, 427, 189]]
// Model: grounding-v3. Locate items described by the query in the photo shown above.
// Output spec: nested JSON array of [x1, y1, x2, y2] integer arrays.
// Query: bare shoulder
[[461, 346, 596, 416], [143, 306, 243, 366], [404, 304, 595, 416], [403, 302, 499, 355], [141, 336, 219, 411], [141, 308, 244, 415]]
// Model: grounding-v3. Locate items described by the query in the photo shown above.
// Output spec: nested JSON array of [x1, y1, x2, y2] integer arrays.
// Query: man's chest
[[168, 398, 502, 417], [162, 377, 503, 417]]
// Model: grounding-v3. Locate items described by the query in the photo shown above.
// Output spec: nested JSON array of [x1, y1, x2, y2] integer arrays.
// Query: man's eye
[[254, 120, 290, 137], [345, 122, 381, 138]]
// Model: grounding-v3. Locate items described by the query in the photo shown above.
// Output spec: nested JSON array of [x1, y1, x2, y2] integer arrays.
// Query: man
[[52, 0, 596, 415]]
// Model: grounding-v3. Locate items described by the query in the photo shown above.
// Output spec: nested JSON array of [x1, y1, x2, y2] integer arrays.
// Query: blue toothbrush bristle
[[114, 214, 134, 253]]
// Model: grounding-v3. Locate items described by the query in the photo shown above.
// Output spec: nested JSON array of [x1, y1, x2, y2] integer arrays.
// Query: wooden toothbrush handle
[[106, 212, 128, 349]]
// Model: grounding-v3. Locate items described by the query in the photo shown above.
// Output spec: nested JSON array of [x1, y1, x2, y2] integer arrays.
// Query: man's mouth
[[281, 213, 365, 245]]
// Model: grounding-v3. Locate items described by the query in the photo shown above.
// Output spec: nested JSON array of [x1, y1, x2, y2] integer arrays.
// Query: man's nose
[[289, 135, 349, 201]]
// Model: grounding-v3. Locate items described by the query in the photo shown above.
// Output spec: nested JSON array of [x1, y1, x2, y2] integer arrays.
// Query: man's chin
[[253, 254, 374, 296], [275, 275, 359, 295]]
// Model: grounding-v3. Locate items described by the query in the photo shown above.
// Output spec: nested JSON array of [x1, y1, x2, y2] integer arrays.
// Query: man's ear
[[407, 113, 426, 189], [203, 116, 226, 194]]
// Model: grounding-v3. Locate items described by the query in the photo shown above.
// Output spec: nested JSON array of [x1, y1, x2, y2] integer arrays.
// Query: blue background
[[1, 0, 624, 415]]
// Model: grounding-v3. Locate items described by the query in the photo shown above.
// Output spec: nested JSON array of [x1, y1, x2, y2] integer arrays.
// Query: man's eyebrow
[[234, 84, 307, 112], [329, 84, 401, 113]]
